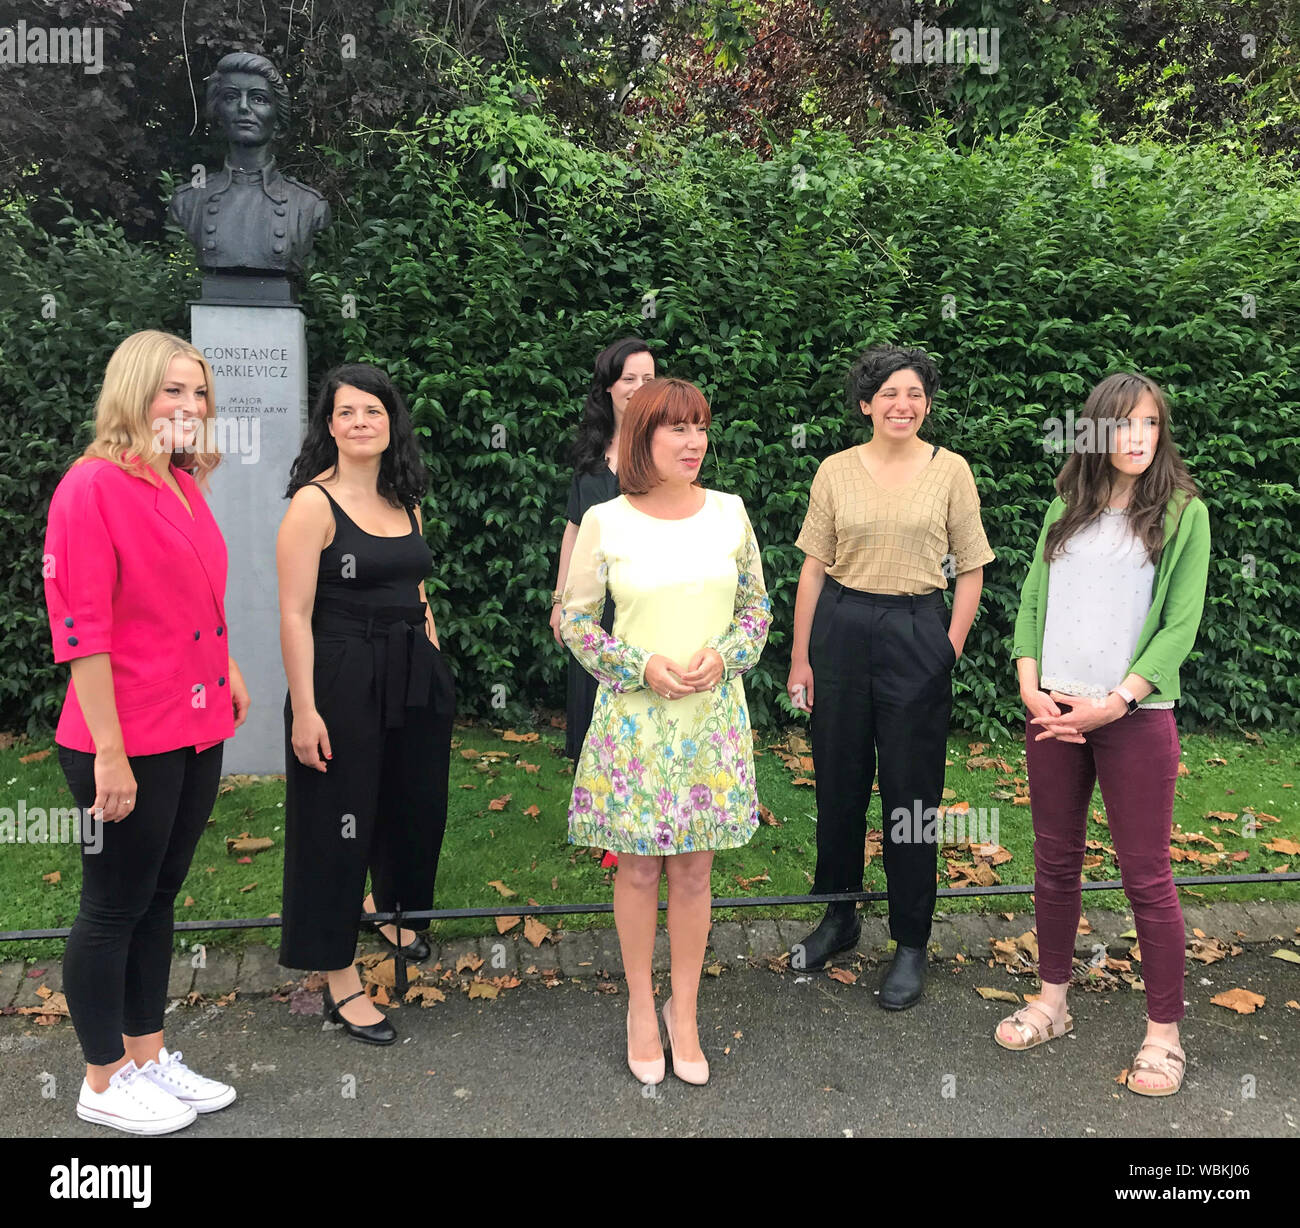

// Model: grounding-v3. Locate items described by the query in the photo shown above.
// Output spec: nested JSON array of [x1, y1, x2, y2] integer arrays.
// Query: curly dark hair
[[570, 336, 654, 473], [845, 344, 940, 420], [285, 363, 428, 508]]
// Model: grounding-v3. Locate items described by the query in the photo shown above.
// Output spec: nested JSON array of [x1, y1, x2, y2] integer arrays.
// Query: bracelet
[[551, 591, 563, 606], [1110, 685, 1139, 715]]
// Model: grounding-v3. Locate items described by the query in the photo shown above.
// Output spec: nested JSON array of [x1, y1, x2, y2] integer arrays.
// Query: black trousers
[[808, 579, 954, 948], [58, 742, 223, 1065], [279, 605, 455, 971]]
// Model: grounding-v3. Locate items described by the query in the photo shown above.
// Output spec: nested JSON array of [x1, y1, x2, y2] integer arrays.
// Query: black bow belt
[[312, 599, 450, 728]]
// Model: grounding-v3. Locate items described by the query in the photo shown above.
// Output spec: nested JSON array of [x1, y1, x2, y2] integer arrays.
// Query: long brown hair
[[1044, 372, 1198, 565], [617, 377, 711, 495]]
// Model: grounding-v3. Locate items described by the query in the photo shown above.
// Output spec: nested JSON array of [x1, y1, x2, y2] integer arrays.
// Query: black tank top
[[308, 482, 433, 606]]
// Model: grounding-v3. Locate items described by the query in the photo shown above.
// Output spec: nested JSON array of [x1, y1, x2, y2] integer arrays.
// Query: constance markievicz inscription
[[168, 51, 330, 276]]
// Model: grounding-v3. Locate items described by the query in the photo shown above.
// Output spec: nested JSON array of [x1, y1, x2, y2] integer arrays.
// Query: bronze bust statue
[[169, 52, 330, 277]]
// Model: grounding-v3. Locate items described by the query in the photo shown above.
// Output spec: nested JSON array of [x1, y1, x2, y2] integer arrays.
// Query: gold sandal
[[994, 1000, 1073, 1051], [1126, 1042, 1186, 1097]]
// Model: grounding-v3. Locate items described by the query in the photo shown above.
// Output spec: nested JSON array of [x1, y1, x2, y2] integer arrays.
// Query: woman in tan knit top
[[787, 344, 993, 1009]]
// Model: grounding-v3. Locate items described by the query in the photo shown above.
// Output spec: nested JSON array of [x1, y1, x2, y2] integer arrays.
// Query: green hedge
[[3, 95, 1297, 738]]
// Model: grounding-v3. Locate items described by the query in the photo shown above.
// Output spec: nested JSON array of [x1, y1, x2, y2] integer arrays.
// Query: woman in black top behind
[[549, 338, 656, 759], [276, 364, 455, 1044]]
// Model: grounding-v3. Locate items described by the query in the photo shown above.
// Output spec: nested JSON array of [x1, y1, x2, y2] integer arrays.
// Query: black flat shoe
[[370, 921, 431, 963], [323, 985, 397, 1045], [791, 902, 861, 972], [879, 943, 927, 1010]]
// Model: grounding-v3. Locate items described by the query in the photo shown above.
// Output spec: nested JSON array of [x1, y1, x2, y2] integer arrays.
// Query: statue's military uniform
[[169, 158, 331, 275]]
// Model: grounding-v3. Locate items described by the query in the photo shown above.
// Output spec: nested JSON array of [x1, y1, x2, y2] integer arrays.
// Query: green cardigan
[[1012, 492, 1211, 705]]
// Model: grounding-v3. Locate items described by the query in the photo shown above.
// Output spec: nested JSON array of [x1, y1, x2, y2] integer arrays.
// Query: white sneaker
[[139, 1047, 237, 1113], [76, 1059, 197, 1135]]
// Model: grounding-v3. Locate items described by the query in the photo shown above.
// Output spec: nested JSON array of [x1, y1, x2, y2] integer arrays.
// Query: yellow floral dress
[[561, 490, 771, 855]]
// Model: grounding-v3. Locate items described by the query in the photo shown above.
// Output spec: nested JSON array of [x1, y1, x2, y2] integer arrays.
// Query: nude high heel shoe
[[626, 1010, 665, 1085], [662, 996, 709, 1085]]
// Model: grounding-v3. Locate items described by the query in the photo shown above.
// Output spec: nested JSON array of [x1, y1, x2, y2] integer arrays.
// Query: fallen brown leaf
[[975, 987, 1020, 1003], [225, 835, 273, 855], [1263, 837, 1300, 856], [1210, 987, 1265, 1014], [404, 985, 446, 1006], [524, 916, 552, 947]]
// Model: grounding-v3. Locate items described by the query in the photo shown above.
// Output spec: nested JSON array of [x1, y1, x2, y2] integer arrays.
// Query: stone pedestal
[[191, 301, 308, 774]]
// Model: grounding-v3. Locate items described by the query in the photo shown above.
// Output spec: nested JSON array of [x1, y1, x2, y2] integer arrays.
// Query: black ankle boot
[[879, 943, 927, 1010], [791, 902, 861, 972]]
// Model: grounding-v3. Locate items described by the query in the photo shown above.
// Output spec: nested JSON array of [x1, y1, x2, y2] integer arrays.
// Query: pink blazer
[[44, 458, 236, 756]]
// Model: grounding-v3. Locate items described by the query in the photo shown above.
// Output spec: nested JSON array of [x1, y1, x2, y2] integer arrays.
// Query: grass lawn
[[1, 722, 1297, 964]]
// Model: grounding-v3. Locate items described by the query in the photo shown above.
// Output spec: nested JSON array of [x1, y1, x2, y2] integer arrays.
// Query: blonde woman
[[561, 378, 771, 1085], [43, 330, 249, 1134]]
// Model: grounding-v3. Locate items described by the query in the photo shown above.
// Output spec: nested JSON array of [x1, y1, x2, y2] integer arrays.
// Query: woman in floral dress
[[561, 377, 770, 1087]]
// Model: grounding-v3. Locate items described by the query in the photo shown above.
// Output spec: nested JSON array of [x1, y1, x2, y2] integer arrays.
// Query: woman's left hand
[[1030, 690, 1125, 743], [228, 658, 251, 730], [680, 647, 725, 692]]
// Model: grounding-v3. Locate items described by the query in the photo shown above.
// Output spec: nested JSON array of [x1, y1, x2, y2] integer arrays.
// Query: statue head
[[204, 52, 291, 150]]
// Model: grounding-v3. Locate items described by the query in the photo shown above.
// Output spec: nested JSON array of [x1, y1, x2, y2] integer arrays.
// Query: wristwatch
[[1110, 685, 1139, 715]]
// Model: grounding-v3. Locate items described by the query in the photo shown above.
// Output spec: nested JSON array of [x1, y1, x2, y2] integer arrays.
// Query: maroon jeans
[[1024, 706, 1185, 1023]]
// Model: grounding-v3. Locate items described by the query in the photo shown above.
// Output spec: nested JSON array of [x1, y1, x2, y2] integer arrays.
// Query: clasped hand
[[1026, 689, 1126, 744], [645, 648, 724, 700]]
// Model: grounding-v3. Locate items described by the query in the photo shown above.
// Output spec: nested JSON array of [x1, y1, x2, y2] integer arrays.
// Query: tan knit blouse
[[795, 445, 994, 595]]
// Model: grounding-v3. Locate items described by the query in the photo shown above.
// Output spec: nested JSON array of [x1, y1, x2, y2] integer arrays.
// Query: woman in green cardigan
[[997, 372, 1210, 1098]]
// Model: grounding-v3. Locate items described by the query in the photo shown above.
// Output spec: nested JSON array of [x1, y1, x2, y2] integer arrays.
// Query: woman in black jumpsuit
[[277, 364, 455, 1044]]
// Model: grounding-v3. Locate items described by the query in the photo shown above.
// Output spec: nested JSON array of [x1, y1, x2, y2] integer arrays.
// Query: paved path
[[1, 901, 1296, 1139], [4, 899, 1296, 1004]]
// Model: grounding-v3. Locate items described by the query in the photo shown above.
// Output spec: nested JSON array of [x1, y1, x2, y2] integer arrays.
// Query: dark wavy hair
[[284, 363, 428, 508], [1045, 372, 1198, 566], [570, 337, 654, 473], [846, 344, 940, 422]]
